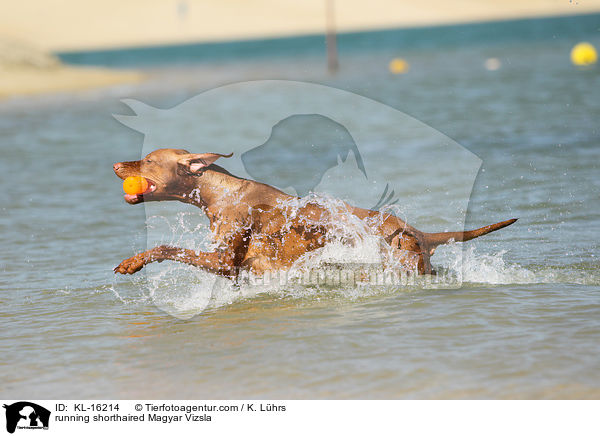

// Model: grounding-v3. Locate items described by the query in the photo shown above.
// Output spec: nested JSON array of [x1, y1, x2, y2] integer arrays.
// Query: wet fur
[[113, 148, 517, 277]]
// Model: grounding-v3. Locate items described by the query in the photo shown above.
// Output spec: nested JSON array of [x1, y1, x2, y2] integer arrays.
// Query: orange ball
[[123, 176, 149, 195]]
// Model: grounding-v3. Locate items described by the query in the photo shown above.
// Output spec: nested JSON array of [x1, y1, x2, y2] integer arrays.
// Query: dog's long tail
[[423, 218, 518, 249]]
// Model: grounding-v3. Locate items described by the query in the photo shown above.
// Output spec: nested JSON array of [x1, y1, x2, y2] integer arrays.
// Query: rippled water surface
[[1, 15, 599, 398]]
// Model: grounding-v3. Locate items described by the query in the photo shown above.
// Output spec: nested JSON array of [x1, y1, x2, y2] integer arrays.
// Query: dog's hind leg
[[114, 245, 236, 277]]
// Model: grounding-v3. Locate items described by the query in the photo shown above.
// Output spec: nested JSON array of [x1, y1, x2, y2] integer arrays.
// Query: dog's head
[[113, 148, 232, 204]]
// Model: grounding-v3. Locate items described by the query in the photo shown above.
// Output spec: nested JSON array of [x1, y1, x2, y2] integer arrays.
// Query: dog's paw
[[114, 254, 147, 274]]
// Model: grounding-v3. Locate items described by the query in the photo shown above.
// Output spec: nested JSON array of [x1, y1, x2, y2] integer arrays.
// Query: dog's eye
[[145, 159, 152, 164]]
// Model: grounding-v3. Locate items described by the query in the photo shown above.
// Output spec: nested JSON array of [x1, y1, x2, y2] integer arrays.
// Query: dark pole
[[325, 0, 339, 73]]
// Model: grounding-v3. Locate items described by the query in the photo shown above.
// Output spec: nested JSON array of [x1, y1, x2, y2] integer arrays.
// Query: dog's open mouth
[[124, 178, 157, 204]]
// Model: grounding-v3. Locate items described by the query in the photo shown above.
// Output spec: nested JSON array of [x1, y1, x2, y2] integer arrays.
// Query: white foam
[[131, 194, 598, 318], [437, 245, 537, 284]]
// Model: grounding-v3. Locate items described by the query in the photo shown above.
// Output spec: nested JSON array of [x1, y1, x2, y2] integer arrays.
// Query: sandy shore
[[2, 0, 600, 52], [1, 0, 599, 98], [0, 66, 143, 99], [0, 38, 143, 99]]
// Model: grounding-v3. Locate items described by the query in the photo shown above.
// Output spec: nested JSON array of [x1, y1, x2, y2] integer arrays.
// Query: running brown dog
[[113, 148, 516, 276]]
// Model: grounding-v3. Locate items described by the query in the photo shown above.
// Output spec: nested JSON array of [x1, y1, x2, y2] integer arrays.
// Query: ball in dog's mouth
[[124, 179, 157, 204]]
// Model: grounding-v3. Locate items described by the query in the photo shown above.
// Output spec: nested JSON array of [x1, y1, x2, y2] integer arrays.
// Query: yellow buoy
[[389, 58, 409, 74], [570, 42, 597, 66]]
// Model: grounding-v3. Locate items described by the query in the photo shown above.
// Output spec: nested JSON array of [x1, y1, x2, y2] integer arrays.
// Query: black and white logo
[[3, 402, 50, 434]]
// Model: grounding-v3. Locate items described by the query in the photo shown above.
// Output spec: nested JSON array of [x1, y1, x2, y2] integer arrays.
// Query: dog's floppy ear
[[177, 152, 233, 175]]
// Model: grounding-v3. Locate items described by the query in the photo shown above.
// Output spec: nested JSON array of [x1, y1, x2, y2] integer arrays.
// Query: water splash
[[437, 244, 600, 286], [122, 193, 599, 318]]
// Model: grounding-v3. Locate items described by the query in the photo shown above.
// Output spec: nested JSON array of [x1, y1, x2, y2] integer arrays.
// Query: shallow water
[[1, 14, 599, 398]]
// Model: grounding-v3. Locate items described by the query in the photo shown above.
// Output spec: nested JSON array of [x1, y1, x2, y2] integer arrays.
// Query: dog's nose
[[113, 162, 122, 172]]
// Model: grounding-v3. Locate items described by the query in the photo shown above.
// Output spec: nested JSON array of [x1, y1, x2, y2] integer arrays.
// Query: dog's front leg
[[114, 245, 236, 276]]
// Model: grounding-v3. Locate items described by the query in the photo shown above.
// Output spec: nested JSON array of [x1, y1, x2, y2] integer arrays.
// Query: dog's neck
[[181, 166, 247, 210]]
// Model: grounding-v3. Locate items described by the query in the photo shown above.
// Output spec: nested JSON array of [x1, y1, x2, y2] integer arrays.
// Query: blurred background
[[1, 0, 600, 96], [2, 1, 600, 399]]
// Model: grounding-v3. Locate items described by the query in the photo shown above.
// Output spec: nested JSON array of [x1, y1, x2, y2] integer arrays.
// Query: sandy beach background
[[3, 0, 600, 51], [0, 38, 142, 98], [1, 0, 600, 97]]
